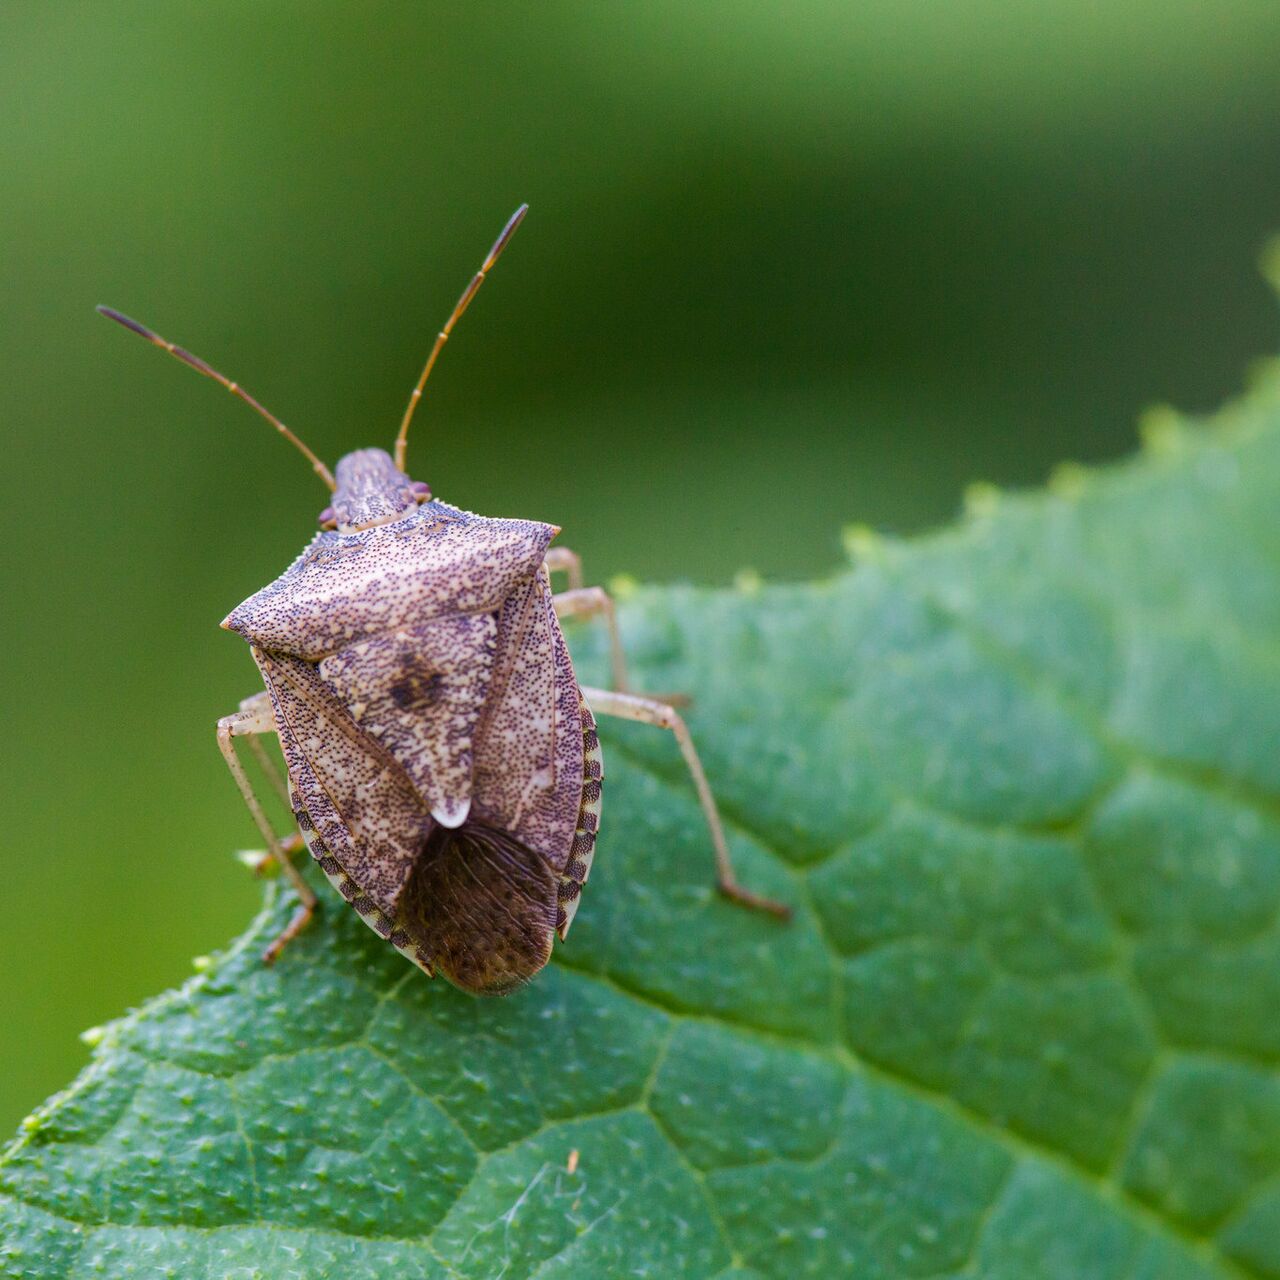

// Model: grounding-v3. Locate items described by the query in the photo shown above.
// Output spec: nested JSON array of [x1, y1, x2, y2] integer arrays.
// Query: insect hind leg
[[216, 698, 318, 965], [579, 686, 790, 920]]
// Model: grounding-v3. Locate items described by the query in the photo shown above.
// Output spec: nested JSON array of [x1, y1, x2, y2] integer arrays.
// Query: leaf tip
[[1244, 354, 1280, 395], [1048, 461, 1088, 500], [962, 481, 1001, 519], [1137, 404, 1185, 456], [1259, 234, 1280, 295], [608, 572, 640, 600], [841, 523, 887, 564], [234, 848, 277, 877]]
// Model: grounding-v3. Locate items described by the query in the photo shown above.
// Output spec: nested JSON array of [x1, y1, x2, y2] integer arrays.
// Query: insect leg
[[554, 587, 630, 692], [544, 546, 584, 592], [236, 692, 292, 808], [579, 686, 790, 921], [224, 693, 303, 866], [216, 699, 318, 964]]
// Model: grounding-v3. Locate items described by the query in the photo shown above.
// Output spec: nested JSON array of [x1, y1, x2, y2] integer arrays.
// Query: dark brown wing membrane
[[395, 820, 558, 995]]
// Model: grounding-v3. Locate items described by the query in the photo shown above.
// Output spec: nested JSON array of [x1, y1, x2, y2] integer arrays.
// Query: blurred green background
[[4, 1, 1280, 1133]]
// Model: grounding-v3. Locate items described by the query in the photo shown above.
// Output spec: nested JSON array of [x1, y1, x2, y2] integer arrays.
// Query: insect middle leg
[[544, 545, 584, 592], [216, 693, 317, 964], [554, 586, 630, 692], [550, 554, 689, 703], [579, 686, 790, 920]]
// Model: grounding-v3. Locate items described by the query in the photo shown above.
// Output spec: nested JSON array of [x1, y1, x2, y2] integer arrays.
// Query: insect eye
[[409, 481, 432, 503], [317, 506, 338, 530]]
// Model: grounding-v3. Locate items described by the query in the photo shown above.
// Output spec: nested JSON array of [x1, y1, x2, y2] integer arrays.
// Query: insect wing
[[396, 819, 559, 996], [258, 640, 563, 995], [473, 571, 583, 864], [319, 613, 498, 829], [255, 646, 428, 917]]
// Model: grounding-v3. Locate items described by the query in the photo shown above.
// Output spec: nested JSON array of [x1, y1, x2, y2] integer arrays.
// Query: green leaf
[[6, 374, 1280, 1279]]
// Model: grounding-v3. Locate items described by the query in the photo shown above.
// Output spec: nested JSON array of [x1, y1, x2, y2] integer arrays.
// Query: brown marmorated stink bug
[[98, 204, 789, 995]]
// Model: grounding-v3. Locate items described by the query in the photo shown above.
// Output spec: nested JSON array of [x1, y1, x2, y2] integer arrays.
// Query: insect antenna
[[393, 202, 529, 472], [96, 305, 337, 491]]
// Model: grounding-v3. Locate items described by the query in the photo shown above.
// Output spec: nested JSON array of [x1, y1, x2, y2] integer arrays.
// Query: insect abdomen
[[557, 694, 603, 939]]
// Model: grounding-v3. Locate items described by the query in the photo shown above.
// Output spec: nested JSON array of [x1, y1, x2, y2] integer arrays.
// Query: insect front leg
[[216, 695, 318, 965], [579, 686, 791, 921], [554, 586, 630, 692]]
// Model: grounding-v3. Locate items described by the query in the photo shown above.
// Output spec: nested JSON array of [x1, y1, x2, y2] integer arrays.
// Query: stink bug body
[[99, 205, 788, 995]]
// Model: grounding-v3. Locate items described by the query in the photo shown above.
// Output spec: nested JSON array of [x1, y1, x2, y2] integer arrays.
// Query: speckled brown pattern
[[225, 448, 600, 993], [291, 788, 437, 976], [319, 612, 499, 828]]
